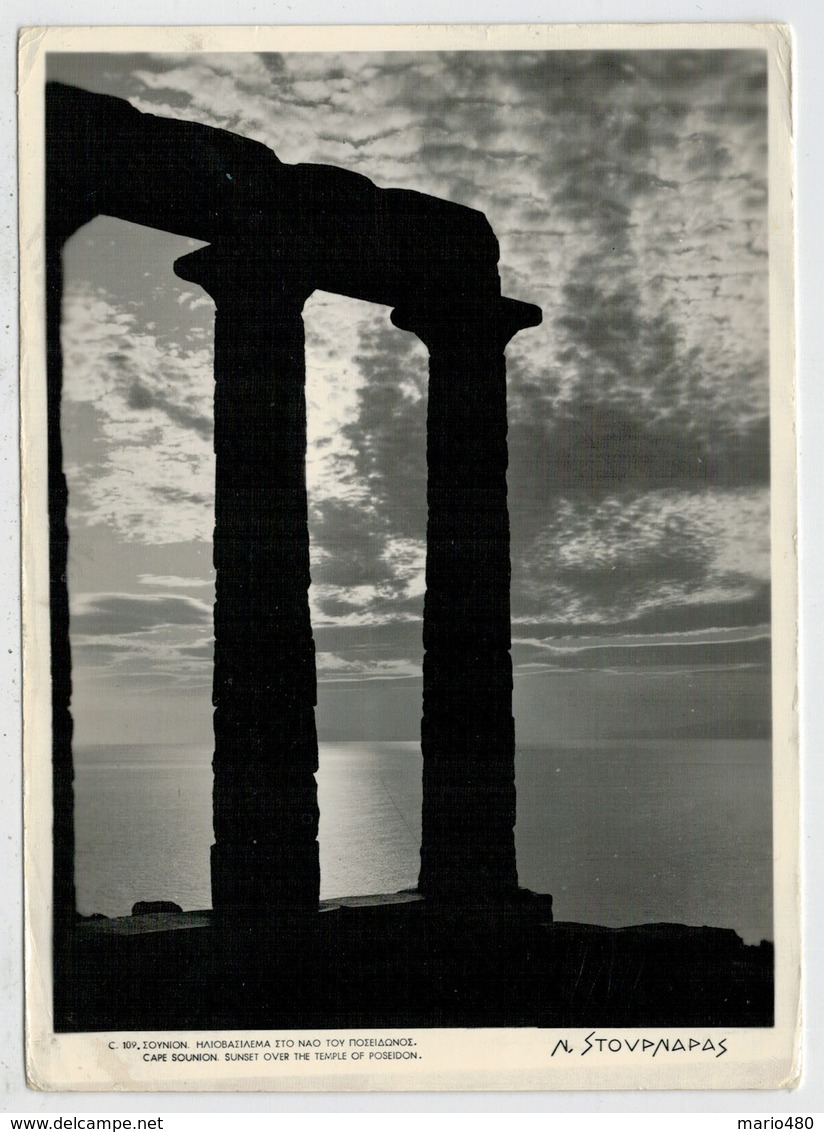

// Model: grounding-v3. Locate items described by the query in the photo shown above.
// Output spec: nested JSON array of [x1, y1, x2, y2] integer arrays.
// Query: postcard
[[19, 23, 798, 1091]]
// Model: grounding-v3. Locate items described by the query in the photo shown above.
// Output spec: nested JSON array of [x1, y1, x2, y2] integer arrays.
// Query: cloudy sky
[[48, 49, 771, 746]]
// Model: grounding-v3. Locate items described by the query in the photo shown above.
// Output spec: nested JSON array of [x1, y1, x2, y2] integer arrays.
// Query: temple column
[[46, 233, 76, 948], [175, 244, 320, 917], [391, 297, 541, 902]]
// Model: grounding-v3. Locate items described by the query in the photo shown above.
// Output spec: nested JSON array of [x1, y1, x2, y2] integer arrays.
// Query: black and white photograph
[[19, 24, 798, 1091]]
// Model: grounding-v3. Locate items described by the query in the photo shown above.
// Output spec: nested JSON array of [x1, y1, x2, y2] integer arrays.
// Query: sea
[[73, 740, 773, 944]]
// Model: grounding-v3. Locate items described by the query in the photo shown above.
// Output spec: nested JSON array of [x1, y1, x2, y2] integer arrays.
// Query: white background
[[2, 0, 821, 1117]]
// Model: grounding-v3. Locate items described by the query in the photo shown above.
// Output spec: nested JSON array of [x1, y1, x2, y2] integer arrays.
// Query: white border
[[3, 1, 820, 1115]]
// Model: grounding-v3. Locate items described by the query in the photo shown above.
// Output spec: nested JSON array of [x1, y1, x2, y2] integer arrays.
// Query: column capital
[[391, 295, 542, 353], [174, 241, 316, 305]]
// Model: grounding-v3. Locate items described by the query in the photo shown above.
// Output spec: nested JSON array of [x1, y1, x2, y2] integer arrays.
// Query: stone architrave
[[392, 297, 542, 901], [175, 244, 320, 916]]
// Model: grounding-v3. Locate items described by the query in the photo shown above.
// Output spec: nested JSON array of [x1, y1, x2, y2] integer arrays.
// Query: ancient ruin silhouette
[[46, 81, 542, 923], [45, 81, 774, 1033]]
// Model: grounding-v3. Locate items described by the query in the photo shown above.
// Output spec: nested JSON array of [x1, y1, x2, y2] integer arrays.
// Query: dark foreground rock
[[131, 900, 184, 916], [55, 892, 773, 1032]]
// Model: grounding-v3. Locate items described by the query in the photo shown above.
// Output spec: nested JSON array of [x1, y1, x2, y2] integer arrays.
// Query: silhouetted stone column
[[175, 244, 320, 917], [392, 297, 541, 902], [46, 232, 77, 952]]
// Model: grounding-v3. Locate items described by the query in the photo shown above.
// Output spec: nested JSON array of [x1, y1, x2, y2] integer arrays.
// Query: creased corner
[[18, 28, 48, 97]]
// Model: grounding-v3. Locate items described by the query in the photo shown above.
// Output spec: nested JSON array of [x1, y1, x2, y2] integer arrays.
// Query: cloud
[[125, 378, 212, 437], [69, 594, 214, 689], [507, 395, 769, 522], [513, 487, 770, 628], [60, 281, 216, 544], [339, 320, 429, 538], [309, 499, 390, 589], [313, 619, 423, 656], [58, 50, 771, 669], [512, 623, 770, 674], [138, 574, 214, 588], [517, 623, 770, 652], [71, 592, 212, 635], [315, 651, 420, 681]]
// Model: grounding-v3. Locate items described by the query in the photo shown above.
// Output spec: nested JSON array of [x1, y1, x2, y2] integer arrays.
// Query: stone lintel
[[50, 82, 503, 307]]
